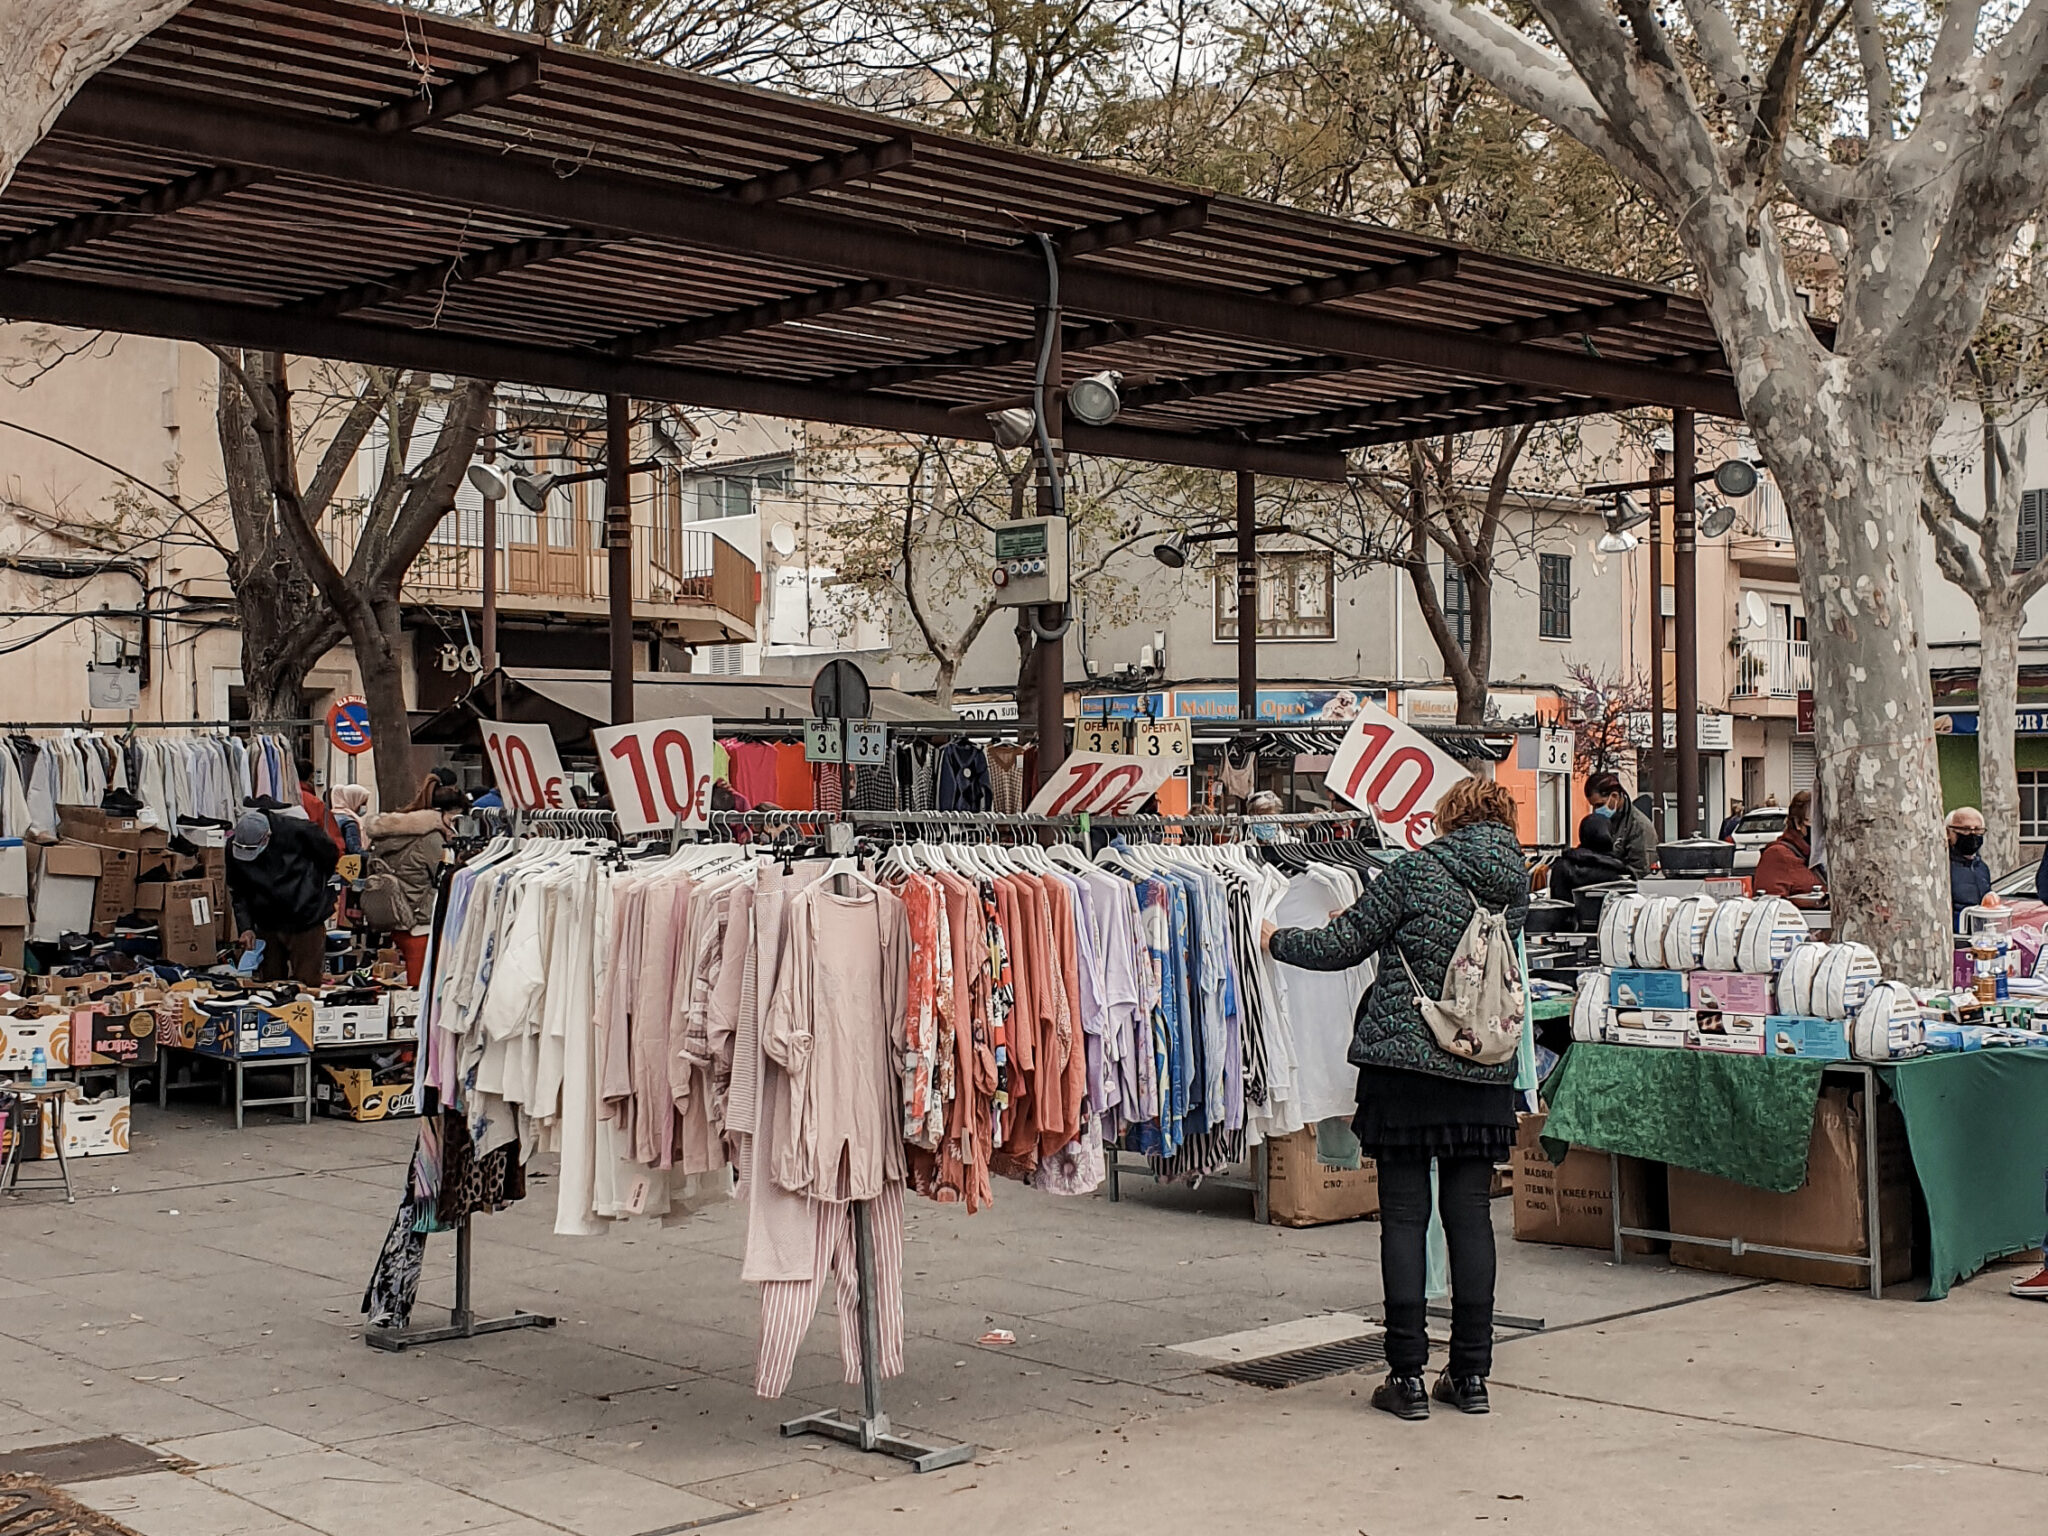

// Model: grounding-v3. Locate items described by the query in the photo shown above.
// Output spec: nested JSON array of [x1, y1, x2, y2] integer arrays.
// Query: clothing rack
[[0, 719, 316, 731], [698, 807, 974, 1471]]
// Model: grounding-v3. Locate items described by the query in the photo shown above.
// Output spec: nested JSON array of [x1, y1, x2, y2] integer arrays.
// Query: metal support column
[[1236, 470, 1258, 723], [480, 398, 499, 673], [1031, 313, 1066, 786], [606, 393, 635, 728], [1646, 477, 1668, 822], [1672, 408, 1700, 837]]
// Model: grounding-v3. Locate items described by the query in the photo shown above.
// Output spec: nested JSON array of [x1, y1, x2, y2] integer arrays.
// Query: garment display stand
[[364, 1214, 557, 1351]]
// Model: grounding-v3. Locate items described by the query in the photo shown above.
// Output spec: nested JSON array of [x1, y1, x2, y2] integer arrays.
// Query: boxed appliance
[[1687, 1013, 1768, 1055], [1689, 971, 1774, 1014], [1613, 1008, 1693, 1048], [1265, 1123, 1379, 1226], [1609, 969, 1690, 1009], [1764, 1015, 1851, 1060], [1510, 1112, 1660, 1252]]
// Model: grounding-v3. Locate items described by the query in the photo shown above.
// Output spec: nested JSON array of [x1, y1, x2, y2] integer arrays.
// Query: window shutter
[[2019, 489, 2047, 571]]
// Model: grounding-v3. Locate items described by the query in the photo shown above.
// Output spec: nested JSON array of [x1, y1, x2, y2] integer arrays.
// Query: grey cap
[[230, 810, 273, 862]]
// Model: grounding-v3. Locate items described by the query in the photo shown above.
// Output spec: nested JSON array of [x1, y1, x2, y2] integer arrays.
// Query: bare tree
[[216, 350, 491, 806], [2, 0, 189, 196], [1385, 0, 2048, 977], [1562, 661, 1654, 782]]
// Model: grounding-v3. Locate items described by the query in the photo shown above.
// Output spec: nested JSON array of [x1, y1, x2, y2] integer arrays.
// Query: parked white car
[[1728, 807, 1787, 872]]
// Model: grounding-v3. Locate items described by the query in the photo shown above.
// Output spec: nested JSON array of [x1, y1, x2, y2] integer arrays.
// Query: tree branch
[[1848, 0, 1896, 142]]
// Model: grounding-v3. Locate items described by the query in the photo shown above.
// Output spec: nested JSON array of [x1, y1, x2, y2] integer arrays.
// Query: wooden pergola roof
[[0, 0, 1742, 481]]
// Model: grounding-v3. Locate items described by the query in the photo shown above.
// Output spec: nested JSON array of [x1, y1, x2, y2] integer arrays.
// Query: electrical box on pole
[[989, 517, 1068, 607]]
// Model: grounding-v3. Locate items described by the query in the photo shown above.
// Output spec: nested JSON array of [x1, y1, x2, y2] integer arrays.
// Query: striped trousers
[[755, 1181, 905, 1399]]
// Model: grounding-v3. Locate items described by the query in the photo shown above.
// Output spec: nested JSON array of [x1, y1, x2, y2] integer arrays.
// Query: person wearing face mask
[[1946, 807, 1997, 924]]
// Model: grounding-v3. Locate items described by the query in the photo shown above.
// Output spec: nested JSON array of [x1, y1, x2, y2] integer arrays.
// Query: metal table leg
[[1859, 1063, 1883, 1300]]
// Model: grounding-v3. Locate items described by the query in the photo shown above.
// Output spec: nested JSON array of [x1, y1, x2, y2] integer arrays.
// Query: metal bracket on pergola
[[0, 0, 1739, 484]]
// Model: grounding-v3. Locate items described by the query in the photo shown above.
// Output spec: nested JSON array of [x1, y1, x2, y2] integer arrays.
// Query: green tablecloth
[[1541, 1045, 1827, 1192], [1544, 1043, 2048, 1298], [1879, 1053, 2048, 1299]]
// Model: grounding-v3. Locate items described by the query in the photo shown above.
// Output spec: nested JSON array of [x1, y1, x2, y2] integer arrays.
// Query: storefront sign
[[953, 697, 1019, 721], [1172, 687, 1379, 721], [1796, 689, 1814, 734], [478, 719, 575, 812], [1934, 709, 2048, 736], [593, 715, 714, 834], [1323, 699, 1470, 850], [1079, 692, 1169, 720], [1026, 752, 1176, 817], [1402, 688, 1546, 729], [1624, 712, 1736, 752]]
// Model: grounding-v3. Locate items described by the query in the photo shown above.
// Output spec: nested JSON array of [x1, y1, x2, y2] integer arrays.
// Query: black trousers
[[1376, 1152, 1497, 1377]]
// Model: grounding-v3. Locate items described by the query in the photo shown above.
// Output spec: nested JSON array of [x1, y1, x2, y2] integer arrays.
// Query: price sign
[[1074, 719, 1129, 755], [1132, 719, 1191, 768], [1323, 697, 1470, 850], [1538, 727, 1574, 776], [846, 721, 888, 766], [1026, 752, 1176, 817], [804, 718, 843, 764], [593, 715, 714, 835], [479, 719, 576, 812]]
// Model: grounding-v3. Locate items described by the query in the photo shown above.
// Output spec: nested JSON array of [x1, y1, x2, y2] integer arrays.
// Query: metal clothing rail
[[0, 719, 317, 730]]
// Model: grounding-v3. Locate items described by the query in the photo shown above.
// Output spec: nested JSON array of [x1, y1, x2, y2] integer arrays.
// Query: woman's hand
[[1259, 920, 1279, 954]]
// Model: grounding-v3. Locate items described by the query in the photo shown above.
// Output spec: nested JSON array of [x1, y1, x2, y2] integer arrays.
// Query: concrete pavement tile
[[477, 1462, 732, 1535], [71, 1470, 321, 1536], [409, 1378, 613, 1442], [221, 1383, 453, 1442], [152, 1426, 325, 1467], [425, 1333, 685, 1400], [0, 1416, 79, 1453], [47, 1321, 228, 1371], [681, 1455, 875, 1511], [348, 1422, 598, 1492], [199, 1449, 511, 1536], [28, 1377, 256, 1439]]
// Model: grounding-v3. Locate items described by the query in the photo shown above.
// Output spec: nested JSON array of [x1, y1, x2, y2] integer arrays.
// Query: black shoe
[[1433, 1372, 1490, 1414], [1370, 1372, 1430, 1420]]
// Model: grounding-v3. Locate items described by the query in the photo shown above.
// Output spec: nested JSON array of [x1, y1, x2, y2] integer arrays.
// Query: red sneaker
[[2010, 1267, 2048, 1300]]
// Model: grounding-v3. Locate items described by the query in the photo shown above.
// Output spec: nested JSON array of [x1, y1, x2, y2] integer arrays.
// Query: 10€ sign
[[1322, 698, 1470, 850], [478, 719, 576, 812], [593, 715, 715, 834]]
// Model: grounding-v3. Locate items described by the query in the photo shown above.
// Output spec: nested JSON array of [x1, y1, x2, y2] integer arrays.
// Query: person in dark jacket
[[1264, 777, 1529, 1422], [1946, 806, 1996, 925], [1586, 772, 1657, 876], [1753, 789, 1825, 898], [1547, 813, 1635, 909], [227, 805, 340, 984], [1717, 801, 1745, 841]]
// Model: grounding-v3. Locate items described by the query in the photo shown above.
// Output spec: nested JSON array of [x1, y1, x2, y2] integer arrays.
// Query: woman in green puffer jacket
[[1264, 776, 1528, 1423]]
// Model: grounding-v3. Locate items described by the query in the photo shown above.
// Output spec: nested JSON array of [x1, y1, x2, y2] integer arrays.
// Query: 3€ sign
[[478, 720, 575, 813], [593, 715, 714, 835], [1322, 698, 1470, 850]]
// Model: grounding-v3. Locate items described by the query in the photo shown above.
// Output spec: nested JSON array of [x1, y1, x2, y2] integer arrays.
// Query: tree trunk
[[1977, 596, 2025, 876], [1, 0, 189, 196], [931, 656, 958, 710], [360, 595, 418, 809], [1768, 435, 1950, 983]]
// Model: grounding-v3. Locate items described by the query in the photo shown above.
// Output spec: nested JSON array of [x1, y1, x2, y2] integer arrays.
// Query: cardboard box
[[314, 1066, 419, 1121], [1689, 971, 1774, 1014], [1610, 969, 1691, 1009], [0, 894, 27, 971], [1668, 1086, 1914, 1289], [30, 842, 100, 942], [194, 998, 315, 1059], [1511, 1112, 1660, 1253], [142, 879, 219, 966], [0, 1092, 42, 1163], [1614, 1008, 1692, 1048], [387, 989, 420, 1042], [90, 845, 139, 931], [0, 1011, 72, 1070], [1265, 1126, 1379, 1226], [35, 1093, 131, 1159], [56, 805, 169, 854], [0, 841, 27, 900], [1764, 1015, 1851, 1060], [1688, 1021, 1767, 1055], [69, 1007, 158, 1068], [313, 998, 390, 1045]]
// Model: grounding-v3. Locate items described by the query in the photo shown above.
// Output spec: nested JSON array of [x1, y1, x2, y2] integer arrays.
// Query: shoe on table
[[1433, 1372, 1490, 1414], [2011, 1267, 2048, 1301], [1370, 1372, 1430, 1420]]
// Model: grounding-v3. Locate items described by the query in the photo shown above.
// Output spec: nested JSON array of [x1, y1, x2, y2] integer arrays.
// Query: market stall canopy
[[0, 0, 1745, 482], [415, 667, 959, 746]]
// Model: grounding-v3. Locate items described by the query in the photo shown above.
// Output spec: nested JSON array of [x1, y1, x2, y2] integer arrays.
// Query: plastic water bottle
[[29, 1046, 47, 1089]]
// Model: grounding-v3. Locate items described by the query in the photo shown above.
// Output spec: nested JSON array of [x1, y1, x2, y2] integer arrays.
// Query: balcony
[[1732, 636, 1811, 707], [1727, 476, 1798, 577], [324, 512, 757, 644]]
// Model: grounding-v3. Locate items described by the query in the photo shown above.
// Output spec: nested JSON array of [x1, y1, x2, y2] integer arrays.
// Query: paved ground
[[0, 1103, 2038, 1536]]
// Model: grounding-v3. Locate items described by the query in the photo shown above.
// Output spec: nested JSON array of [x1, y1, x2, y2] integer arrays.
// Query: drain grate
[[1, 1475, 144, 1535], [1207, 1333, 1387, 1389], [0, 1438, 175, 1486]]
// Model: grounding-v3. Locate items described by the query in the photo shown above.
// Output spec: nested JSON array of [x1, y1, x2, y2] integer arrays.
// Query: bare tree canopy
[[1388, 0, 2048, 977]]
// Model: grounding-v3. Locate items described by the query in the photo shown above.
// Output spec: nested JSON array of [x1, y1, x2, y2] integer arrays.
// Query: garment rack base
[[777, 1409, 974, 1473], [365, 1308, 556, 1352]]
